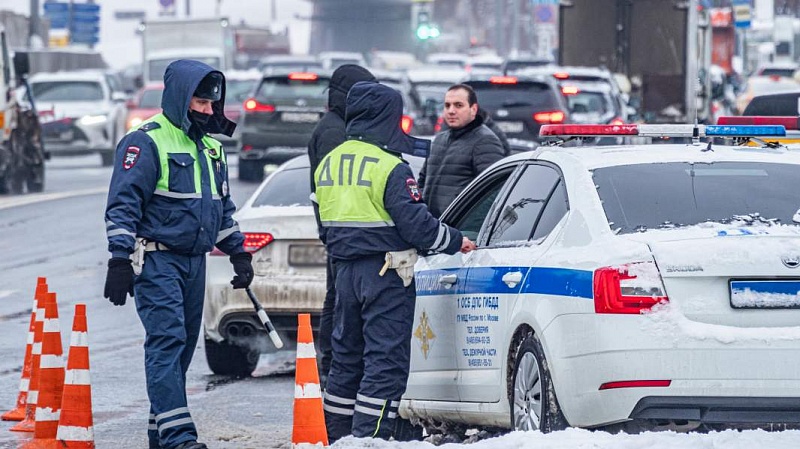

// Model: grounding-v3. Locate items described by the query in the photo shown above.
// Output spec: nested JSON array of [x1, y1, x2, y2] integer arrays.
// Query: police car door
[[409, 165, 517, 402], [458, 163, 565, 403]]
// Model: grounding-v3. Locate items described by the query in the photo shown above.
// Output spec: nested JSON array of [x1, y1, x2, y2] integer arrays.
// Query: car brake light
[[769, 75, 781, 82], [717, 115, 800, 130], [533, 110, 565, 124], [489, 75, 518, 84], [209, 232, 274, 256], [244, 98, 275, 113], [288, 72, 319, 81], [400, 115, 413, 133], [553, 72, 569, 80], [561, 85, 579, 95], [434, 116, 444, 133], [593, 261, 669, 314], [599, 380, 671, 390]]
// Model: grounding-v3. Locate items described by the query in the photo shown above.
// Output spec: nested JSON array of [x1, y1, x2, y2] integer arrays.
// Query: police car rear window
[[252, 167, 312, 207], [255, 77, 329, 101], [594, 162, 800, 234], [467, 81, 559, 110]]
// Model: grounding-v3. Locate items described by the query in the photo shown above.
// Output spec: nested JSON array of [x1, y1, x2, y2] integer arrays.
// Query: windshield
[[226, 78, 258, 103], [759, 68, 796, 78], [148, 57, 220, 82], [139, 88, 163, 108], [594, 162, 800, 234], [566, 90, 616, 121], [468, 81, 559, 110], [254, 76, 329, 101], [32, 81, 104, 102], [252, 167, 312, 207], [413, 82, 452, 103]]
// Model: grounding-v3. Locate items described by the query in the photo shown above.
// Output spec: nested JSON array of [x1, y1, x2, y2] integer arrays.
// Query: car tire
[[509, 332, 569, 433], [238, 158, 265, 182], [100, 151, 115, 167], [204, 337, 260, 377], [393, 417, 424, 441]]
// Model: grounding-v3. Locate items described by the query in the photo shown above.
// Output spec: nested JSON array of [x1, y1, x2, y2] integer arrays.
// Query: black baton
[[246, 287, 284, 349]]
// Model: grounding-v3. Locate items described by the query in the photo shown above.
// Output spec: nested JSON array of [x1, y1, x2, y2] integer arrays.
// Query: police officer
[[103, 60, 253, 449], [315, 81, 477, 441]]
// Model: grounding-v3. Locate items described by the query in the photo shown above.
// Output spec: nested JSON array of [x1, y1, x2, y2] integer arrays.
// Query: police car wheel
[[204, 337, 259, 377], [509, 333, 568, 433]]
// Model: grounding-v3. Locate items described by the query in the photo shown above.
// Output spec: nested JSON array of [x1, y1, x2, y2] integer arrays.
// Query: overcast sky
[[0, 0, 312, 69]]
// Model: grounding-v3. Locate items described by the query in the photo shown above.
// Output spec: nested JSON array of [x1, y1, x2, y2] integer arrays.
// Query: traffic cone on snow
[[10, 286, 48, 433], [291, 313, 328, 448], [2, 277, 47, 422], [56, 303, 94, 448], [21, 291, 65, 449]]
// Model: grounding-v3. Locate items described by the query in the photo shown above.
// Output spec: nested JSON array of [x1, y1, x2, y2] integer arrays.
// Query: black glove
[[230, 252, 254, 289], [104, 257, 134, 306]]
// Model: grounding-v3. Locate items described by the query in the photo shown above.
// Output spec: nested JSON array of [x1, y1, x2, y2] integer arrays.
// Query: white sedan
[[203, 156, 326, 376], [400, 124, 800, 436]]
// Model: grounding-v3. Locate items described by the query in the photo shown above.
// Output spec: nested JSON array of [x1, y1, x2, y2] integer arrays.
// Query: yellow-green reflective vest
[[132, 113, 225, 198], [315, 140, 402, 227]]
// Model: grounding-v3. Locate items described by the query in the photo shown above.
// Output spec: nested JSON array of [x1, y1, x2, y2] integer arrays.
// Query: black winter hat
[[194, 72, 223, 101]]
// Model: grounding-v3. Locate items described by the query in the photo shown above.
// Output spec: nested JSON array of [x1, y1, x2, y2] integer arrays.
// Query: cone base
[[10, 418, 36, 432], [1, 406, 25, 421], [292, 443, 327, 448]]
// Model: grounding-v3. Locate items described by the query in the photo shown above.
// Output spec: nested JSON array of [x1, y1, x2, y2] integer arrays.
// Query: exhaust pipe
[[224, 321, 258, 340]]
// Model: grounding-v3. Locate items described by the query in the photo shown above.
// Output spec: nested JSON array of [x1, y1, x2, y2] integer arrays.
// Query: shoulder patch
[[406, 178, 421, 202], [123, 146, 140, 170], [138, 122, 161, 132]]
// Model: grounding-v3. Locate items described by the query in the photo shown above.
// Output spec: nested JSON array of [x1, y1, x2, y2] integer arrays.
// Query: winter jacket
[[105, 60, 244, 258], [479, 107, 511, 156], [418, 114, 505, 218], [307, 64, 375, 193], [314, 82, 463, 260]]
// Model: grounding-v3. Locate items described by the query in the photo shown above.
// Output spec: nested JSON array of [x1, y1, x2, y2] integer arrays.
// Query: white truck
[[141, 17, 234, 84]]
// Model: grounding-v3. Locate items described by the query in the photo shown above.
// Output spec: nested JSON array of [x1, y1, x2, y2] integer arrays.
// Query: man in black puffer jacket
[[307, 64, 375, 385], [418, 84, 505, 218]]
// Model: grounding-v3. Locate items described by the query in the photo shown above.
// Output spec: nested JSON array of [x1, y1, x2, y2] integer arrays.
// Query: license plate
[[730, 280, 800, 308], [288, 244, 327, 267], [496, 121, 524, 133], [281, 112, 320, 123]]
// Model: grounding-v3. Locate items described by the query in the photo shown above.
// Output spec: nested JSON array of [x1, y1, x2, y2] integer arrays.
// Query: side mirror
[[13, 52, 30, 82], [112, 91, 128, 102]]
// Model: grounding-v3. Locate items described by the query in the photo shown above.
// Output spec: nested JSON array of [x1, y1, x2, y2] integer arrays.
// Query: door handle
[[438, 273, 458, 287], [501, 271, 523, 288]]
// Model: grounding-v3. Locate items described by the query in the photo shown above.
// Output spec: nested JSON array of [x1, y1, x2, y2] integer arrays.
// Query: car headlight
[[128, 116, 143, 129], [78, 114, 108, 126]]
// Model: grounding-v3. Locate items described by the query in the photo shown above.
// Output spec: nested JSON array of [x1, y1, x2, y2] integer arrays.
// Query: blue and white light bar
[[540, 124, 786, 138]]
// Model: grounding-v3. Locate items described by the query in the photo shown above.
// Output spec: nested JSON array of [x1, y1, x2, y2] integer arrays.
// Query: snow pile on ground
[[334, 428, 800, 449]]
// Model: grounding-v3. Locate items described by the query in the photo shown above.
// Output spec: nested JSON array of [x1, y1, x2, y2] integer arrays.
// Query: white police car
[[400, 123, 800, 434]]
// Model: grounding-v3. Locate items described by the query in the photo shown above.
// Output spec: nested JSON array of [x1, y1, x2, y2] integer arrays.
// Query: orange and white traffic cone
[[2, 277, 47, 422], [56, 303, 94, 448], [10, 286, 47, 433], [21, 291, 65, 449], [292, 313, 328, 448]]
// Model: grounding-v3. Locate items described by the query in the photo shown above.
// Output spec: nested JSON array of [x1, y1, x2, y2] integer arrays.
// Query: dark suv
[[238, 70, 330, 181], [463, 73, 568, 143]]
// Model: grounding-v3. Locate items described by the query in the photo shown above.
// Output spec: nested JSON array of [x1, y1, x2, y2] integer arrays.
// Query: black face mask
[[188, 109, 213, 130]]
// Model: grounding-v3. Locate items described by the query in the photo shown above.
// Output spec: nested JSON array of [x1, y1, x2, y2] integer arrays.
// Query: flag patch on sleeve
[[406, 178, 421, 201], [123, 146, 140, 170]]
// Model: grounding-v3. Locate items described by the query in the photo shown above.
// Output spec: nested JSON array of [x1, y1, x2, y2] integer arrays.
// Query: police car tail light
[[401, 115, 413, 133], [209, 232, 274, 256], [243, 98, 275, 113], [533, 111, 565, 124], [288, 72, 319, 81], [593, 262, 668, 314], [717, 115, 800, 130], [489, 75, 518, 84]]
